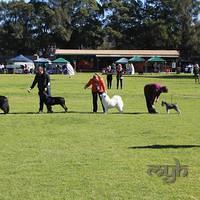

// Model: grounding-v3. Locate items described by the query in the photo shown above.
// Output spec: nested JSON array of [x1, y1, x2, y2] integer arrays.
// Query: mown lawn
[[0, 73, 199, 200]]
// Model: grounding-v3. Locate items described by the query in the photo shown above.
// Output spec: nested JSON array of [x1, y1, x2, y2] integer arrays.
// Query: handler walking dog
[[28, 66, 53, 113], [144, 83, 168, 113], [84, 74, 106, 113]]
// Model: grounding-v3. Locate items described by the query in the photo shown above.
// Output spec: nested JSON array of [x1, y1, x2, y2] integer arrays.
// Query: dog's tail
[[118, 97, 124, 112]]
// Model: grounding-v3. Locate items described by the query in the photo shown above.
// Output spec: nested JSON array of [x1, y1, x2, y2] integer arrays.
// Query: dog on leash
[[0, 96, 9, 114], [161, 101, 181, 114], [43, 92, 68, 112], [100, 92, 123, 113]]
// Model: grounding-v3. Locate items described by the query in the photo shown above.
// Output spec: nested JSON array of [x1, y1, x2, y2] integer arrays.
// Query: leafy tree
[[176, 0, 200, 59], [46, 0, 73, 48], [0, 0, 199, 61], [68, 0, 104, 49], [101, 0, 144, 49], [0, 1, 35, 55]]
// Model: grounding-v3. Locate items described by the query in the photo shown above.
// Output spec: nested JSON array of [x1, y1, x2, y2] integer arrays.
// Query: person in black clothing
[[116, 64, 123, 89], [193, 64, 200, 84], [28, 66, 52, 113], [106, 65, 113, 89]]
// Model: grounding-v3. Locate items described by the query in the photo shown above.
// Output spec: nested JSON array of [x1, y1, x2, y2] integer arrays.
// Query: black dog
[[43, 92, 68, 112], [0, 96, 9, 114], [161, 101, 181, 114]]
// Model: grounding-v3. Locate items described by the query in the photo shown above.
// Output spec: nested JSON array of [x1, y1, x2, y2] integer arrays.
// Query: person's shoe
[[47, 110, 53, 113], [150, 111, 158, 114], [37, 110, 43, 114]]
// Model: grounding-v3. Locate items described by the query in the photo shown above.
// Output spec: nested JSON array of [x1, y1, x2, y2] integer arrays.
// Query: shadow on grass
[[69, 111, 149, 115], [1, 111, 95, 115], [0, 111, 169, 115], [69, 111, 96, 114], [1, 111, 67, 115], [128, 144, 200, 149], [117, 112, 148, 115]]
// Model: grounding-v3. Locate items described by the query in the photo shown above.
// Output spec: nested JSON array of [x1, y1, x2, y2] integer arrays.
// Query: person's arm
[[84, 79, 92, 89], [45, 74, 51, 90], [28, 74, 38, 92], [31, 74, 38, 89], [155, 90, 161, 102]]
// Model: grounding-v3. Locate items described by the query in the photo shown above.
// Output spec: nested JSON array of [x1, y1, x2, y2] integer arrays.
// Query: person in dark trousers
[[193, 64, 200, 84], [144, 83, 168, 113], [84, 74, 107, 113], [106, 65, 113, 89], [28, 66, 52, 113], [116, 64, 124, 89]]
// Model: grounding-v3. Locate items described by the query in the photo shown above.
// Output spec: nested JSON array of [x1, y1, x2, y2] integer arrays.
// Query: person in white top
[[0, 64, 4, 73]]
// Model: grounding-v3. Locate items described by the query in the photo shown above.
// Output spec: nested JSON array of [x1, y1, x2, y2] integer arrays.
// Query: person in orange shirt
[[84, 74, 107, 113]]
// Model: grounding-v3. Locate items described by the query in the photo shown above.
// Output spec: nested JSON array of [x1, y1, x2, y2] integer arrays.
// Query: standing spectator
[[106, 65, 113, 89], [84, 74, 107, 113], [144, 83, 168, 113], [0, 63, 4, 74], [193, 64, 200, 84], [27, 66, 52, 113], [116, 64, 124, 89]]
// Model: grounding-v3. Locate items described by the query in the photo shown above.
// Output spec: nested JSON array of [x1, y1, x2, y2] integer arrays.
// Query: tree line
[[0, 0, 199, 61]]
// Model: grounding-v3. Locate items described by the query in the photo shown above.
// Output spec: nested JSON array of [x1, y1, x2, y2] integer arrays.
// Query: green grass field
[[0, 73, 200, 200]]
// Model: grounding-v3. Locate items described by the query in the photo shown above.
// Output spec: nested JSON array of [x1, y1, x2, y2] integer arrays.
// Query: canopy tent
[[145, 56, 167, 73], [34, 58, 52, 69], [47, 58, 70, 74], [52, 57, 70, 64], [7, 54, 35, 72], [34, 58, 52, 64], [115, 58, 128, 64], [9, 55, 33, 63], [129, 55, 145, 62], [147, 56, 166, 62]]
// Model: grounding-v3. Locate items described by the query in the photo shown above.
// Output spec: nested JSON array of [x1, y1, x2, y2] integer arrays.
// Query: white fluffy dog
[[100, 92, 124, 113]]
